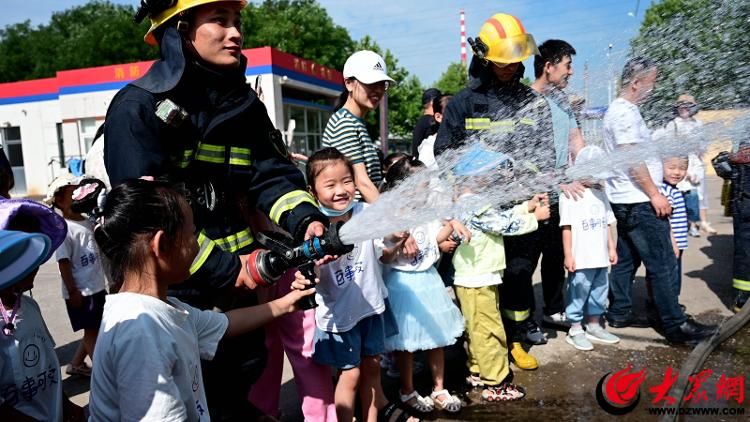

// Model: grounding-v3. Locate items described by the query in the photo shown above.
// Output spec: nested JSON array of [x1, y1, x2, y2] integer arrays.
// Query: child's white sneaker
[[585, 324, 620, 344], [566, 328, 593, 351]]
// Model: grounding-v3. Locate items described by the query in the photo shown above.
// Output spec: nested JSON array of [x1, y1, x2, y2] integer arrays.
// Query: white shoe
[[689, 226, 700, 237], [700, 221, 717, 234]]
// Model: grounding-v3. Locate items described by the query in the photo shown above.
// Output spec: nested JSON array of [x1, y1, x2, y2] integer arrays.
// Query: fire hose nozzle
[[245, 221, 353, 308]]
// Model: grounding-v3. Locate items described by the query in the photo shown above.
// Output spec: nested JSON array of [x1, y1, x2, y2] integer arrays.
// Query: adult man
[[501, 40, 587, 340], [412, 88, 442, 157], [434, 12, 554, 371], [103, 0, 327, 417], [603, 57, 714, 345]]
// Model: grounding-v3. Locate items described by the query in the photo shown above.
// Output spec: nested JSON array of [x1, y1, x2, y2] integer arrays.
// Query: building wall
[[0, 100, 61, 196], [0, 47, 343, 197]]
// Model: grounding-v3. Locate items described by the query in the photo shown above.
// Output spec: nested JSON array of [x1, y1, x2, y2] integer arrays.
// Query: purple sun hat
[[0, 198, 66, 262]]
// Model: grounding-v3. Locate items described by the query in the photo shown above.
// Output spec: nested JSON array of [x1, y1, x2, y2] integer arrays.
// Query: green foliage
[[0, 0, 425, 140], [352, 36, 423, 139], [241, 0, 355, 69], [434, 62, 468, 95], [630, 0, 750, 124], [0, 1, 155, 82]]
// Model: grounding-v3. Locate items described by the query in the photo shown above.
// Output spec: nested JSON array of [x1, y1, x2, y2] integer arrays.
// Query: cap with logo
[[343, 50, 396, 85]]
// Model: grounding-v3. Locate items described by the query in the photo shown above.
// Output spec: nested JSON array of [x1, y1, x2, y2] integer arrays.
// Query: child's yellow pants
[[455, 285, 510, 386]]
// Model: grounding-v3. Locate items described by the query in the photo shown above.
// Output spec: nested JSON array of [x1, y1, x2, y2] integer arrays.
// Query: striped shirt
[[322, 108, 383, 200], [660, 183, 689, 249]]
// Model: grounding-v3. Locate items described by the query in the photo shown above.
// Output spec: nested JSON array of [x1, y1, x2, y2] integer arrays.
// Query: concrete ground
[[32, 177, 746, 420]]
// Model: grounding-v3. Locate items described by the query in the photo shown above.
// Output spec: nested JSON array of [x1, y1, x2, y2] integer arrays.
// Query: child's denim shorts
[[313, 302, 399, 370]]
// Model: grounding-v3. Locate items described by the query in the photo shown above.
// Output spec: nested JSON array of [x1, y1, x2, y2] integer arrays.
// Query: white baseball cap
[[343, 50, 396, 85]]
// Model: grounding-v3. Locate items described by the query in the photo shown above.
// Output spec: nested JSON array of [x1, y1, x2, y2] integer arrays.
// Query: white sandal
[[399, 390, 434, 413], [430, 389, 462, 413]]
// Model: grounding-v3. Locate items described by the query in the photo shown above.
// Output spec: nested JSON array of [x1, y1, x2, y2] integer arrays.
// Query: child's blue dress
[[382, 222, 464, 352]]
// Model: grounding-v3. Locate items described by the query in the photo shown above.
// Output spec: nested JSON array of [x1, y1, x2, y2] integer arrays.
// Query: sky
[[2, 0, 650, 106]]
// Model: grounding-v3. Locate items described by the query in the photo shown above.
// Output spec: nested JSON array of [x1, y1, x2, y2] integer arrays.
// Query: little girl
[[46, 174, 108, 377], [88, 179, 314, 421], [379, 156, 466, 413], [294, 147, 419, 422]]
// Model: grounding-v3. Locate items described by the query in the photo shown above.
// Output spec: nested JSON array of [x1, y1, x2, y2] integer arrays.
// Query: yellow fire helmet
[[143, 0, 248, 45], [473, 13, 539, 64]]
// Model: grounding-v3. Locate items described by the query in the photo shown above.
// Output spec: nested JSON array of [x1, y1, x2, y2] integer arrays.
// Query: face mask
[[319, 201, 355, 217]]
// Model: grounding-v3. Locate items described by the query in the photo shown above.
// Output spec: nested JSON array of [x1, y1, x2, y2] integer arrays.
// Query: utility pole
[[460, 9, 467, 66]]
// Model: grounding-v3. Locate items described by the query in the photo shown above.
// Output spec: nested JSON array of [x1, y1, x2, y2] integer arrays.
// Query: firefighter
[[713, 141, 750, 313], [434, 13, 555, 371], [102, 0, 327, 419]]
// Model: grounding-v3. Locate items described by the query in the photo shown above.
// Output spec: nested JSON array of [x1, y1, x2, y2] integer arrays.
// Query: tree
[[629, 0, 750, 125], [351, 36, 423, 140], [0, 1, 155, 82], [241, 0, 355, 69], [434, 62, 468, 95]]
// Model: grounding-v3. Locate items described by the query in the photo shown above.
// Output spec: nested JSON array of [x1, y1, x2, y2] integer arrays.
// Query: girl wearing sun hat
[[0, 199, 85, 421]]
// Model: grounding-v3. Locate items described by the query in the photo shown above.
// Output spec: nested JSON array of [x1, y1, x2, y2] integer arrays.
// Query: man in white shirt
[[603, 57, 714, 345]]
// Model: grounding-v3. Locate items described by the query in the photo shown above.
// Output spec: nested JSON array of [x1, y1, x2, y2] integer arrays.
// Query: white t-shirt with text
[[603, 97, 663, 204], [55, 218, 107, 299], [90, 293, 228, 421], [0, 295, 62, 421], [382, 221, 442, 272], [315, 203, 388, 333], [559, 188, 617, 270]]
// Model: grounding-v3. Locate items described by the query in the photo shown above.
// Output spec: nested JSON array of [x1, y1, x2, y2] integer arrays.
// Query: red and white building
[[0, 47, 342, 196]]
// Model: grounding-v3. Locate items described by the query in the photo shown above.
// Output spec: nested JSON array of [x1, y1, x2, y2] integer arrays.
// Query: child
[[0, 199, 85, 421], [379, 157, 466, 413], [88, 179, 315, 421], [45, 174, 108, 377], [293, 148, 419, 422], [661, 156, 690, 297], [560, 146, 620, 351], [451, 147, 547, 401]]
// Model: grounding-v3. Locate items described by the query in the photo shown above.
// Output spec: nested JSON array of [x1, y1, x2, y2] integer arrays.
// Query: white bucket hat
[[44, 173, 80, 205], [343, 50, 396, 85]]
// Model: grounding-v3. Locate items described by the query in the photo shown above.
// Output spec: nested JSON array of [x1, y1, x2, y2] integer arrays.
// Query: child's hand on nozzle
[[278, 284, 317, 313], [291, 270, 318, 291]]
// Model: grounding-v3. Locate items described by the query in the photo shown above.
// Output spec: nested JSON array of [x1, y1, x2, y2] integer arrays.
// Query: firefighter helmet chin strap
[[134, 0, 178, 24]]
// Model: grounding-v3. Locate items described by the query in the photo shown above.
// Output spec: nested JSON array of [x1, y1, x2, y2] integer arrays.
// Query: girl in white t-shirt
[[46, 175, 108, 377], [293, 148, 419, 422], [379, 157, 466, 414], [89, 179, 313, 421]]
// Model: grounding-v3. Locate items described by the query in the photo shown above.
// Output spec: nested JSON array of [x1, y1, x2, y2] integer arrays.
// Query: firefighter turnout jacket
[[104, 28, 326, 298], [434, 57, 555, 173]]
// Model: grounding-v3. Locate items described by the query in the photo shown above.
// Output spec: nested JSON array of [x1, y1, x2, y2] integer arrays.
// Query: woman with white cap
[[322, 50, 395, 204]]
